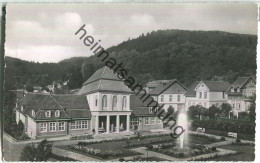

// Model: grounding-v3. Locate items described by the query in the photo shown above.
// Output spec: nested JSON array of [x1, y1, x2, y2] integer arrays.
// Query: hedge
[[191, 120, 255, 135]]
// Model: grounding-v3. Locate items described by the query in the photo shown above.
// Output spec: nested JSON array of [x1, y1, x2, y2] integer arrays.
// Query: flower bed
[[150, 144, 215, 158], [67, 144, 141, 159]]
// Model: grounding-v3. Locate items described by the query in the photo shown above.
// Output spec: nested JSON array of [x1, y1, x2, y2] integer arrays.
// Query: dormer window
[[32, 110, 35, 117], [231, 88, 234, 92], [45, 111, 51, 117], [16, 103, 18, 108], [21, 106, 24, 112], [237, 88, 240, 92], [55, 110, 60, 117]]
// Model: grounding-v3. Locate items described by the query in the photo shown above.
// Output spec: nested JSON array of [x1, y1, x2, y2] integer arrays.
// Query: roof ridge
[[50, 95, 71, 118]]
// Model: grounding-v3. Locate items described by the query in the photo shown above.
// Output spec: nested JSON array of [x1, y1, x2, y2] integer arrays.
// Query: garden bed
[[149, 144, 216, 158]]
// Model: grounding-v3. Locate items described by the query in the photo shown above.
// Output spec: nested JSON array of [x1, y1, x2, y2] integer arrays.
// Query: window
[[169, 95, 172, 102], [95, 95, 98, 106], [199, 92, 202, 99], [161, 95, 164, 102], [71, 121, 88, 130], [49, 122, 56, 131], [151, 117, 155, 124], [177, 95, 180, 102], [223, 92, 225, 99], [237, 88, 240, 92], [32, 110, 35, 117], [45, 111, 51, 117], [145, 117, 149, 125], [102, 95, 107, 110], [82, 121, 88, 129], [204, 92, 207, 99], [231, 88, 234, 92], [58, 122, 65, 131], [232, 104, 235, 108], [21, 106, 24, 112], [40, 123, 47, 132], [112, 96, 117, 110], [237, 103, 241, 110], [55, 110, 60, 117], [71, 121, 76, 130], [149, 108, 153, 113], [77, 121, 82, 129], [122, 96, 127, 110]]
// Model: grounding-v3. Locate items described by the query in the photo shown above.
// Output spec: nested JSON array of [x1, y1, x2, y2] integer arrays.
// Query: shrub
[[178, 153, 185, 158], [236, 138, 241, 143], [50, 153, 78, 161], [220, 137, 225, 141], [119, 158, 125, 162], [211, 147, 217, 151], [146, 144, 153, 149]]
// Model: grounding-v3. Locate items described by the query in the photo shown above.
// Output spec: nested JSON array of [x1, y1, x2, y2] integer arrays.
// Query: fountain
[[176, 109, 189, 149]]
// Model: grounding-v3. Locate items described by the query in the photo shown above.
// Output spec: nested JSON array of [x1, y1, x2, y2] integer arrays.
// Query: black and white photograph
[[1, 2, 257, 162]]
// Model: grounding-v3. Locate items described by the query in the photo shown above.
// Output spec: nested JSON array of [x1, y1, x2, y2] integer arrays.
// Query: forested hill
[[4, 29, 257, 91]]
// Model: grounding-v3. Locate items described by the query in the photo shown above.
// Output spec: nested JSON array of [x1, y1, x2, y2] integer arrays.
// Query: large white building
[[185, 80, 231, 109]]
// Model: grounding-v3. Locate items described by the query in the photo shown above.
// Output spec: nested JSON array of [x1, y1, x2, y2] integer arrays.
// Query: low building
[[226, 76, 256, 117], [185, 80, 231, 109], [130, 95, 163, 131], [15, 93, 92, 139]]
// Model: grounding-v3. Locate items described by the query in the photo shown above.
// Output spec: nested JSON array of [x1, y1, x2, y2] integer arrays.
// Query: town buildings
[[15, 66, 256, 139]]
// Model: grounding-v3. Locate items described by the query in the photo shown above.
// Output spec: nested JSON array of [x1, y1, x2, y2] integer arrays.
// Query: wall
[[26, 116, 37, 139]]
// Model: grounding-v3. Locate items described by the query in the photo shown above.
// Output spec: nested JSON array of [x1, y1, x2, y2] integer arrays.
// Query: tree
[[20, 139, 53, 161], [208, 105, 220, 119], [20, 143, 37, 161], [35, 139, 52, 161], [249, 94, 256, 121], [167, 106, 175, 115], [220, 103, 232, 118]]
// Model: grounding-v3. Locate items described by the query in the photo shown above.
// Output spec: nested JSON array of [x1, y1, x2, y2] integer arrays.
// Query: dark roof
[[78, 66, 133, 95], [149, 79, 187, 95], [226, 76, 256, 95], [186, 80, 230, 97], [130, 95, 158, 117], [202, 81, 231, 92], [185, 81, 200, 97], [146, 80, 174, 88], [17, 93, 91, 121]]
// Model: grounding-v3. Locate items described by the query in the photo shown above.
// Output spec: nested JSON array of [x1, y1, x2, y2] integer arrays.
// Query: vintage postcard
[[1, 2, 257, 162]]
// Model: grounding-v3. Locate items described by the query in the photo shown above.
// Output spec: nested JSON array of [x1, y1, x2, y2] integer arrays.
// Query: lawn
[[205, 144, 255, 161]]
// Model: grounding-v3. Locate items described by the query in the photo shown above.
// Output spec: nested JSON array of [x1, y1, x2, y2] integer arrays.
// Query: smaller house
[[15, 93, 92, 139], [226, 76, 256, 117], [185, 80, 231, 109]]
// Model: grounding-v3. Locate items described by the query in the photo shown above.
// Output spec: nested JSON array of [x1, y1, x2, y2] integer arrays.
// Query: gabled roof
[[149, 79, 187, 95], [199, 81, 231, 92], [185, 81, 200, 97], [17, 93, 91, 121], [78, 66, 133, 95], [226, 76, 256, 95], [186, 80, 230, 97]]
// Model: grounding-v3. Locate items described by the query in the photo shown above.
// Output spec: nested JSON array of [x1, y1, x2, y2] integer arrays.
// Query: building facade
[[185, 81, 231, 109], [226, 77, 256, 117]]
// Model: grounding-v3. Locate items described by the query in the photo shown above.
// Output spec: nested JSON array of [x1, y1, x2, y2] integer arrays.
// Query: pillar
[[95, 116, 99, 135], [106, 115, 110, 134], [126, 115, 130, 132], [116, 115, 120, 133]]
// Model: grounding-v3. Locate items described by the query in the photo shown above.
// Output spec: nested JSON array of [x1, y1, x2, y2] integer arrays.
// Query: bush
[[119, 158, 125, 162], [178, 153, 185, 158], [220, 137, 225, 141], [146, 144, 153, 149], [50, 153, 78, 161], [211, 147, 217, 151], [236, 138, 241, 143]]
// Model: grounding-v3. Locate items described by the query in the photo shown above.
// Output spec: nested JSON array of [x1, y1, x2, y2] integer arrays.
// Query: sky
[[5, 3, 258, 63]]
